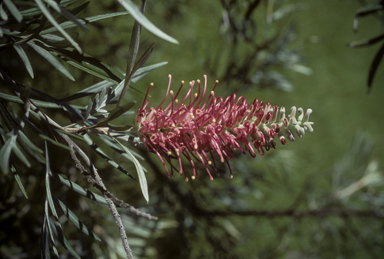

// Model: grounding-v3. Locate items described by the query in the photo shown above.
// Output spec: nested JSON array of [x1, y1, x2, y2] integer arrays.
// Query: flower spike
[[136, 76, 314, 180]]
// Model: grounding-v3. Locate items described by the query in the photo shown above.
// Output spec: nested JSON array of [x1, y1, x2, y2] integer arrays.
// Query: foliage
[[348, 0, 384, 93], [1, 1, 383, 259]]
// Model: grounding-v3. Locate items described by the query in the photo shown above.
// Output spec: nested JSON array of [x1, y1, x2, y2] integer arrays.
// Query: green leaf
[[27, 41, 75, 81], [52, 54, 119, 84], [19, 131, 44, 154], [0, 2, 9, 21], [367, 41, 384, 94], [3, 0, 23, 22], [41, 216, 52, 259], [82, 134, 135, 179], [104, 100, 136, 123], [348, 33, 384, 48], [117, 42, 154, 106], [54, 129, 87, 143], [12, 165, 28, 199], [12, 142, 31, 168], [53, 197, 101, 241], [44, 0, 89, 32], [44, 200, 59, 258], [13, 44, 34, 78], [39, 134, 73, 151], [119, 0, 178, 44], [34, 0, 82, 53], [41, 11, 129, 34], [45, 141, 60, 222], [0, 136, 16, 175], [49, 170, 107, 205], [113, 137, 149, 203], [132, 61, 168, 82], [48, 217, 81, 259]]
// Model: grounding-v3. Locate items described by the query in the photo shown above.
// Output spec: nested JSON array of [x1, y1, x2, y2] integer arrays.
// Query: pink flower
[[136, 75, 313, 181]]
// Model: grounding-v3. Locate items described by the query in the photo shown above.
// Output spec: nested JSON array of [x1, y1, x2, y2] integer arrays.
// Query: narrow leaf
[[84, 97, 93, 119], [0, 136, 16, 175], [82, 134, 135, 179], [53, 197, 101, 241], [49, 170, 108, 205], [47, 218, 81, 259], [27, 41, 75, 81], [13, 44, 34, 78], [105, 101, 136, 123], [12, 165, 28, 199], [119, 0, 178, 44], [41, 216, 52, 259], [348, 33, 384, 48], [367, 42, 384, 93], [132, 61, 168, 82], [45, 141, 60, 222], [39, 134, 73, 151], [44, 0, 89, 31], [12, 143, 31, 168], [44, 200, 59, 257], [19, 131, 44, 154], [0, 2, 9, 21], [118, 42, 154, 106], [34, 0, 82, 53], [113, 137, 149, 203], [41, 12, 129, 34], [3, 0, 23, 22]]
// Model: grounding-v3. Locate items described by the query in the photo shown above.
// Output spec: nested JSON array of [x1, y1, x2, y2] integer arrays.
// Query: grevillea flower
[[136, 75, 313, 181]]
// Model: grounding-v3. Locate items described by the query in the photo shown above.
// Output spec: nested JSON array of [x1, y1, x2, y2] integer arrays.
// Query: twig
[[60, 132, 157, 220], [58, 132, 133, 259]]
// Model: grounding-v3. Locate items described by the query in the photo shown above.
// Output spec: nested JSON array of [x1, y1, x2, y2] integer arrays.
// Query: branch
[[59, 133, 133, 259], [59, 132, 157, 220]]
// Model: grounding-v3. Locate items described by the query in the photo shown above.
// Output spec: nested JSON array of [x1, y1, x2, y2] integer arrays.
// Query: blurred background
[[1, 0, 384, 258]]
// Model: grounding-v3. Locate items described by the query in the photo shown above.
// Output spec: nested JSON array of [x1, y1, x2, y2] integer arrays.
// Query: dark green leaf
[[41, 12, 129, 34], [48, 217, 81, 259], [19, 131, 44, 154], [84, 97, 93, 119], [107, 124, 134, 131], [54, 129, 87, 143], [39, 134, 73, 151], [44, 0, 89, 31], [44, 200, 59, 258], [34, 0, 82, 53], [119, 0, 178, 44], [113, 137, 149, 203], [12, 142, 31, 168], [27, 41, 75, 81], [53, 197, 101, 241], [45, 141, 60, 221], [356, 3, 383, 17], [3, 0, 23, 22], [96, 101, 136, 126], [132, 61, 168, 82], [0, 2, 9, 21], [354, 4, 384, 31], [13, 44, 34, 78], [367, 42, 384, 93], [118, 42, 154, 106], [41, 216, 51, 259], [0, 136, 16, 175], [82, 134, 135, 179], [348, 33, 384, 48], [12, 165, 28, 199], [49, 170, 107, 205]]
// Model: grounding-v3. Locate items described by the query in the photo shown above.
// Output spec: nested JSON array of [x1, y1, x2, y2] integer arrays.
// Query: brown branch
[[60, 132, 157, 220]]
